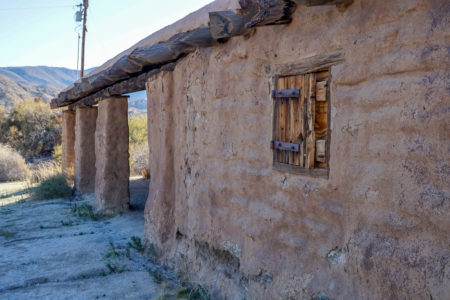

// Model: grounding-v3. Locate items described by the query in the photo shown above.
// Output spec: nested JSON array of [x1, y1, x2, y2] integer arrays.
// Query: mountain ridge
[[0, 66, 96, 108], [0, 66, 147, 114]]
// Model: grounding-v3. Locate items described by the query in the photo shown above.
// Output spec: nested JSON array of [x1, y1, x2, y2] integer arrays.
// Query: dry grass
[[27, 161, 72, 201], [0, 149, 72, 203], [130, 143, 149, 176], [0, 156, 70, 205], [0, 144, 29, 182], [27, 160, 62, 184]]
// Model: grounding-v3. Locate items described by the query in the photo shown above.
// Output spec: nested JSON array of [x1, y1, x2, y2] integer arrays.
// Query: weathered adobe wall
[[144, 0, 449, 299]]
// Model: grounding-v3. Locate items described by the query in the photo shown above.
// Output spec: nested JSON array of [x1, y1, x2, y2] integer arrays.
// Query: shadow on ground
[[129, 177, 149, 211]]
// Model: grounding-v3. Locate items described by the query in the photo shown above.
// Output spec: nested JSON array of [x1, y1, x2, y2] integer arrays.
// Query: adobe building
[[52, 0, 449, 298]]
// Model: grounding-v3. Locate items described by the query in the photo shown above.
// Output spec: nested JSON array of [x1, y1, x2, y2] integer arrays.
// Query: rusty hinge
[[271, 140, 300, 152], [271, 88, 300, 98]]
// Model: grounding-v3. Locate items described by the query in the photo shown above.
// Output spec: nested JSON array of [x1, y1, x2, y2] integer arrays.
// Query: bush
[[33, 173, 71, 200], [0, 144, 29, 182], [0, 99, 61, 160], [129, 143, 149, 176], [128, 114, 149, 176], [129, 114, 147, 145], [52, 144, 62, 165], [29, 161, 72, 200]]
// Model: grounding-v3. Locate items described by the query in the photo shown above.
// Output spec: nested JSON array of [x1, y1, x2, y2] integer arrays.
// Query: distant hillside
[[0, 66, 147, 114], [127, 91, 147, 115], [0, 66, 95, 108], [0, 74, 60, 107]]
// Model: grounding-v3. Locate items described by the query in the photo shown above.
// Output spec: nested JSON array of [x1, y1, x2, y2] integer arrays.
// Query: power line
[[0, 5, 73, 11]]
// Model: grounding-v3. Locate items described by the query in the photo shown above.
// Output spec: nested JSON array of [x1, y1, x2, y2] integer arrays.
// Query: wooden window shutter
[[272, 75, 304, 166], [272, 70, 329, 173]]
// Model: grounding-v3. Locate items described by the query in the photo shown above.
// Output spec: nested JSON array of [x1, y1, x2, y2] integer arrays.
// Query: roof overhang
[[51, 0, 351, 109]]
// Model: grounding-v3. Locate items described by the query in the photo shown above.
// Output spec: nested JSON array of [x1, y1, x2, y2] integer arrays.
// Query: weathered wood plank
[[272, 50, 344, 76], [314, 99, 328, 140], [278, 76, 287, 163], [315, 139, 326, 163], [305, 73, 316, 169], [273, 79, 280, 164], [316, 80, 327, 101], [294, 75, 303, 166], [288, 76, 295, 164], [301, 74, 309, 167]]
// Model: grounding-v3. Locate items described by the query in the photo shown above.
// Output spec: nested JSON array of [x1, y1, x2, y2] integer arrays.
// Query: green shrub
[[128, 236, 145, 253], [129, 114, 147, 145], [0, 144, 29, 182], [0, 99, 61, 159], [33, 173, 71, 200], [128, 114, 149, 176], [71, 203, 103, 221]]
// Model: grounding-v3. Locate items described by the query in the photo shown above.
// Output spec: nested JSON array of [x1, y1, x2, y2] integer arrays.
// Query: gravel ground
[[0, 178, 180, 300]]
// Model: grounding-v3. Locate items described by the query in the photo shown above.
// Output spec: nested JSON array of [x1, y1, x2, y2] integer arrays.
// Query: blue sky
[[0, 0, 212, 69]]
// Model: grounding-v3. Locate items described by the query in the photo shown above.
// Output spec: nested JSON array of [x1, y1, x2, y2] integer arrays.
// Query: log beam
[[60, 63, 175, 110], [51, 27, 216, 108], [209, 0, 295, 39]]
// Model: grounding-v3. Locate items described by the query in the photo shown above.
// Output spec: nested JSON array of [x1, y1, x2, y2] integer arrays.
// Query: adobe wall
[[145, 0, 449, 298]]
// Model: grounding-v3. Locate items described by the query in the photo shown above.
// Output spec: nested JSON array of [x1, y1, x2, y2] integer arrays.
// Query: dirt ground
[[0, 178, 181, 299]]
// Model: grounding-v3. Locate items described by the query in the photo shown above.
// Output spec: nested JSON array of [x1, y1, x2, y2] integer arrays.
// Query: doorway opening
[[126, 90, 149, 211]]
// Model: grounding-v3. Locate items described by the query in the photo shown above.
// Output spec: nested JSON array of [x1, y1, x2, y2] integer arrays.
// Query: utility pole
[[80, 0, 88, 78], [76, 33, 80, 75]]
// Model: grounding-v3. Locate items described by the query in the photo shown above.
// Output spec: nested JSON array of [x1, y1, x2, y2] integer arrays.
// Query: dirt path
[[0, 178, 180, 299]]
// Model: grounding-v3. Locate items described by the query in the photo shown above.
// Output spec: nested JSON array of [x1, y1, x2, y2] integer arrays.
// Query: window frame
[[271, 67, 331, 178]]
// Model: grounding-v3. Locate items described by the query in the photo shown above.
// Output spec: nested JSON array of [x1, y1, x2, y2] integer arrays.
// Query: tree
[[0, 99, 61, 160], [128, 114, 147, 145]]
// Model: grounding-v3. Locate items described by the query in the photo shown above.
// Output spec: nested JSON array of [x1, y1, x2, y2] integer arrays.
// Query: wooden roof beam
[[208, 0, 352, 40], [55, 63, 175, 110], [209, 0, 296, 39]]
